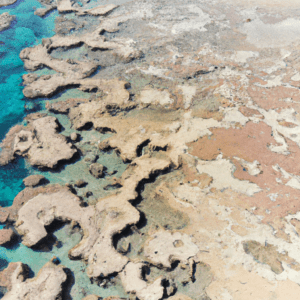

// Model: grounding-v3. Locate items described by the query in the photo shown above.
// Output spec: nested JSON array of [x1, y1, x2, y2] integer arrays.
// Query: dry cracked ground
[[2, 0, 300, 299]]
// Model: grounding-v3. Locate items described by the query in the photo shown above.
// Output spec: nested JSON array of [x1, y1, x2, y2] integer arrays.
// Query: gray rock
[[89, 163, 104, 178], [23, 175, 46, 187]]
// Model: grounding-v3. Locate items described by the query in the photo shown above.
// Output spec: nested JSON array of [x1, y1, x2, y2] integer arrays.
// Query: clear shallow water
[[0, 0, 58, 207], [0, 224, 127, 299]]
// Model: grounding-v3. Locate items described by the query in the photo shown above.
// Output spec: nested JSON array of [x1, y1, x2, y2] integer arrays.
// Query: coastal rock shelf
[[3, 0, 300, 299]]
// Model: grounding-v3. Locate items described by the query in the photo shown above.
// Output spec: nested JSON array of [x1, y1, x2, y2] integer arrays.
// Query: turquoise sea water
[[0, 0, 58, 207]]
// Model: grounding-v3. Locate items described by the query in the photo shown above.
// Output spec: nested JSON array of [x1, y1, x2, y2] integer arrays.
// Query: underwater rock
[[0, 0, 17, 7], [75, 179, 87, 187], [13, 116, 77, 168], [144, 230, 199, 268], [82, 295, 100, 300], [0, 228, 15, 246], [0, 13, 15, 32], [23, 175, 46, 188], [120, 262, 164, 300], [2, 262, 68, 300], [168, 294, 193, 300], [89, 163, 104, 178]]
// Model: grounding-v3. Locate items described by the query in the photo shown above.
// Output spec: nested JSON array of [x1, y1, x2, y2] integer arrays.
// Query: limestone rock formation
[[1, 262, 69, 300], [144, 230, 199, 268], [120, 262, 164, 300], [23, 175, 46, 188], [0, 228, 15, 246], [0, 0, 17, 7], [0, 13, 15, 31], [14, 156, 171, 278], [13, 116, 77, 168], [0, 263, 28, 292]]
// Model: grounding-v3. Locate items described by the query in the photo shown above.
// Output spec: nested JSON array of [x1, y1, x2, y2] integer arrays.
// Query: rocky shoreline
[[2, 0, 300, 299]]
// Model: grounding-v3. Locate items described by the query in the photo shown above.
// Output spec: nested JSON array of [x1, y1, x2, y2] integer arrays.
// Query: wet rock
[[0, 229, 15, 246], [0, 13, 15, 32], [70, 132, 80, 142], [2, 262, 69, 300], [89, 163, 104, 178], [23, 175, 46, 188], [75, 179, 88, 188]]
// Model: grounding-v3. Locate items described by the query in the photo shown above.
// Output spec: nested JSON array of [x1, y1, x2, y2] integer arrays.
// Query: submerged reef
[[2, 0, 300, 299]]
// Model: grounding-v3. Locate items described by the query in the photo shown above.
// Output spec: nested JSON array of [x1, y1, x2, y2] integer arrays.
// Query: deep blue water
[[0, 0, 58, 207]]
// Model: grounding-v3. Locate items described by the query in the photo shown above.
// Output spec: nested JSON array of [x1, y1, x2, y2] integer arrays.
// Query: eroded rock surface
[[0, 228, 15, 246], [0, 13, 15, 31], [1, 262, 69, 300], [120, 262, 164, 300], [0, 0, 17, 7], [0, 115, 77, 168], [23, 175, 46, 187], [144, 230, 199, 268], [4, 0, 300, 299], [14, 156, 171, 278]]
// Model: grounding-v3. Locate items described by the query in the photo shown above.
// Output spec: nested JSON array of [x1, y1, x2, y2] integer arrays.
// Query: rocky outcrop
[[1, 262, 69, 300], [144, 230, 199, 268], [0, 124, 23, 166], [0, 229, 15, 246], [14, 156, 171, 278], [57, 0, 118, 16], [20, 11, 141, 99], [23, 175, 46, 188], [13, 116, 77, 168], [0, 116, 77, 168], [120, 262, 164, 300], [0, 0, 17, 7], [89, 163, 104, 178], [0, 13, 15, 31], [0, 263, 28, 292], [3, 184, 70, 222]]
